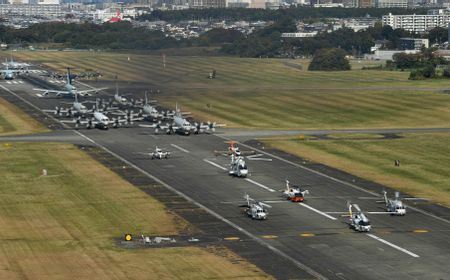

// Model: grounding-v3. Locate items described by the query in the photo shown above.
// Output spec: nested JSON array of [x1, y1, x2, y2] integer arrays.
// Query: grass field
[[10, 51, 450, 130], [0, 142, 270, 279], [263, 133, 450, 207], [0, 97, 47, 135]]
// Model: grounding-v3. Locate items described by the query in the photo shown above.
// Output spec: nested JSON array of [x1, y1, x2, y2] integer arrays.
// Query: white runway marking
[[203, 159, 227, 170], [223, 137, 450, 225], [6, 81, 11, 84], [299, 203, 337, 220], [367, 234, 419, 258], [12, 81, 18, 84], [245, 178, 276, 192], [18, 81, 23, 84], [170, 143, 189, 153]]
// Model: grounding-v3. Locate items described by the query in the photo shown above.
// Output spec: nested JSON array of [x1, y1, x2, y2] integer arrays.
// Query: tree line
[[140, 7, 428, 22]]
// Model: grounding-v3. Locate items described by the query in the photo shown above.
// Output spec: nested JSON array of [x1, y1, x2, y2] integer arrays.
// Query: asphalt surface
[[1, 74, 450, 280]]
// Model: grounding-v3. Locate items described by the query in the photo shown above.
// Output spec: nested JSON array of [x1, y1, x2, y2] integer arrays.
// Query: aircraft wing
[[76, 87, 108, 96], [34, 88, 72, 97]]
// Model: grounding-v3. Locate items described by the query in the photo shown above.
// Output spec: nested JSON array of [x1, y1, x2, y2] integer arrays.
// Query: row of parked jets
[[37, 68, 223, 134]]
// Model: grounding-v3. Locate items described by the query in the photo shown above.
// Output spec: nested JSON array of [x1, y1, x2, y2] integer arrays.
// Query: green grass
[[0, 143, 270, 279], [0, 97, 47, 135], [11, 51, 450, 130], [263, 133, 450, 207], [0, 115, 15, 134]]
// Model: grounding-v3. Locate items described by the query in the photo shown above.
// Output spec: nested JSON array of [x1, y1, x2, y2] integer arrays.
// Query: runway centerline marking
[[366, 234, 419, 258], [220, 137, 450, 225], [203, 159, 227, 171], [170, 143, 189, 153], [299, 203, 337, 220], [245, 178, 276, 192], [1, 82, 327, 279]]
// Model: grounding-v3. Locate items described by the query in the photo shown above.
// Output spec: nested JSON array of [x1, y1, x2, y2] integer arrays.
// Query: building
[[365, 49, 419, 60], [376, 0, 408, 7], [399, 37, 429, 50], [0, 4, 62, 17], [188, 0, 225, 7], [382, 12, 450, 32], [281, 31, 318, 38], [358, 0, 372, 7]]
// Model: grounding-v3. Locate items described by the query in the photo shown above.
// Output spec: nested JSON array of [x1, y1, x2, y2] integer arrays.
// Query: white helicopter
[[380, 191, 427, 216], [282, 179, 309, 203], [229, 154, 248, 177], [240, 194, 271, 220], [43, 93, 89, 117], [347, 203, 371, 232]]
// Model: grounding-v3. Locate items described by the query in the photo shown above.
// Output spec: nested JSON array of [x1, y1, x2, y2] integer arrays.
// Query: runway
[[1, 74, 450, 280]]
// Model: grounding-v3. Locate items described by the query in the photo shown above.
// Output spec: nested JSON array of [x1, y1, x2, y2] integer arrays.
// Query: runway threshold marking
[[203, 159, 227, 170], [245, 178, 276, 192], [413, 229, 429, 233], [299, 203, 337, 221], [170, 143, 189, 153], [366, 234, 420, 258], [224, 237, 240, 241], [262, 235, 278, 239]]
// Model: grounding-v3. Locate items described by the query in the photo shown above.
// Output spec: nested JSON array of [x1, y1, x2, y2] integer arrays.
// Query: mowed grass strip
[[0, 143, 270, 279], [10, 51, 450, 129], [0, 97, 47, 135], [262, 133, 450, 207]]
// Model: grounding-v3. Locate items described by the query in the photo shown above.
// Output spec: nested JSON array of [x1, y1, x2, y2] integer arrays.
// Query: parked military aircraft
[[347, 203, 371, 232], [240, 194, 271, 220], [136, 146, 171, 159], [0, 64, 22, 80], [229, 154, 248, 177], [34, 68, 107, 97], [282, 179, 309, 202], [2, 55, 29, 70], [43, 93, 89, 117]]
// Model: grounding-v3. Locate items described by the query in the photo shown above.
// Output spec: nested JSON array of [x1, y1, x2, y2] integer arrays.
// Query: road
[[0, 74, 449, 280]]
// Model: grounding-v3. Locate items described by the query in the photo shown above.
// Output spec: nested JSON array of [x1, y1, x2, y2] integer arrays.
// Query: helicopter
[[240, 194, 271, 220], [282, 179, 310, 202], [382, 191, 406, 216], [229, 154, 248, 177], [214, 141, 255, 157], [347, 203, 371, 232]]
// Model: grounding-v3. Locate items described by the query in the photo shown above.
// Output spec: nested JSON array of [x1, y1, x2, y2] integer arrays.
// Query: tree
[[308, 48, 350, 71]]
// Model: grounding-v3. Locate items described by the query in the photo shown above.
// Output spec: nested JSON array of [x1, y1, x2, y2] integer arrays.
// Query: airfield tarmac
[[1, 74, 450, 280]]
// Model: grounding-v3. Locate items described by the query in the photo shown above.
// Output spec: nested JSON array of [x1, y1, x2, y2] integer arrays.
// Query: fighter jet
[[34, 68, 107, 97]]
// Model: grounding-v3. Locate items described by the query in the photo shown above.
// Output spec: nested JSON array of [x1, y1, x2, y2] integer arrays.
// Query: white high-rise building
[[38, 0, 60, 4], [376, 0, 408, 7], [383, 12, 450, 32]]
